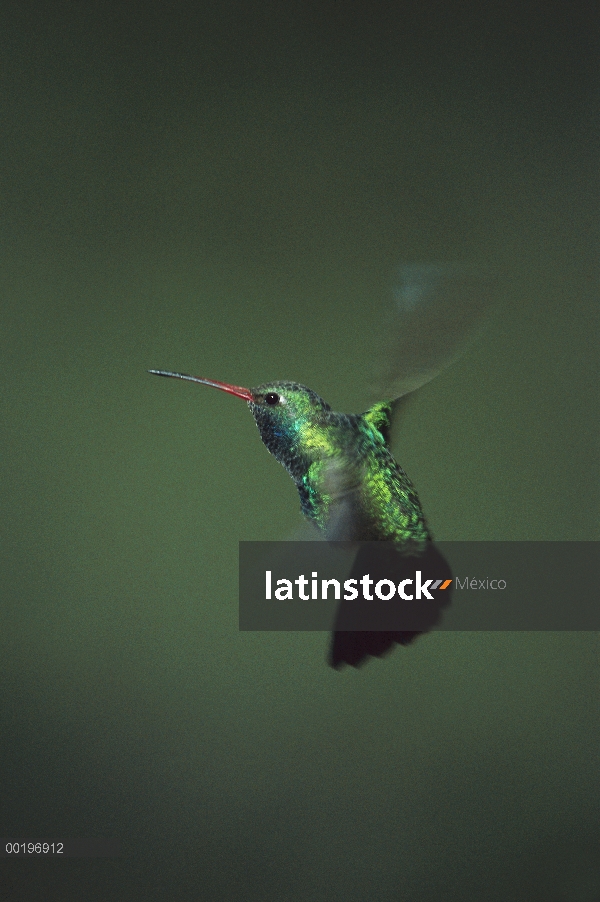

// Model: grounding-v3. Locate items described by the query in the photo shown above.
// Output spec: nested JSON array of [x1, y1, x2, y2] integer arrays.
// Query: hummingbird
[[149, 264, 496, 668], [148, 372, 446, 667]]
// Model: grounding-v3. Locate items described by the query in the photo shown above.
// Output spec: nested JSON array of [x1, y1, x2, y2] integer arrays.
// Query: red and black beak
[[148, 370, 253, 402]]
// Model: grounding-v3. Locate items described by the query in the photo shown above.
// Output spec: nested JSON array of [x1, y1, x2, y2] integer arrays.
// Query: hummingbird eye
[[264, 392, 281, 406]]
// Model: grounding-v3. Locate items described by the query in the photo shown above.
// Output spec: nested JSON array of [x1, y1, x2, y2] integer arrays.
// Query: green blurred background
[[0, 2, 598, 900]]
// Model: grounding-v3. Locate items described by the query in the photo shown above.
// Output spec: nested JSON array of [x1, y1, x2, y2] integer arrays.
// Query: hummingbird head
[[148, 371, 337, 480], [247, 381, 334, 479]]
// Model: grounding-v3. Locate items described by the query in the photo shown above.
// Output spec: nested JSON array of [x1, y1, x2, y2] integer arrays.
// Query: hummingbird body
[[246, 382, 430, 548]]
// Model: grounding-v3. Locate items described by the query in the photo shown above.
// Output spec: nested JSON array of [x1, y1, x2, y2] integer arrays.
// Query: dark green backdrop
[[1, 2, 598, 900]]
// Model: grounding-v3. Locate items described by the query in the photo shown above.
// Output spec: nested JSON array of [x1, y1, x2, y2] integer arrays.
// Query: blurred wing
[[318, 458, 367, 543], [374, 263, 501, 412]]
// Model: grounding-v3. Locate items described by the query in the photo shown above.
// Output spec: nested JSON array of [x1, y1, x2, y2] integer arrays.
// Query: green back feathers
[[361, 400, 393, 445]]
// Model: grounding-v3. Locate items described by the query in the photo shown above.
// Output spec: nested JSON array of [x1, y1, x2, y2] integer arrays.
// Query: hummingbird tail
[[329, 630, 420, 669]]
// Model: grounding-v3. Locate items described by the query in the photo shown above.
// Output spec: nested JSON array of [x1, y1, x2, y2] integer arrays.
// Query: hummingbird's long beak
[[148, 370, 254, 402]]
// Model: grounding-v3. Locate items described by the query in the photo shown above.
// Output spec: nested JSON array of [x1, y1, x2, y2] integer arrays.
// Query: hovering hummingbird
[[150, 265, 497, 668]]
